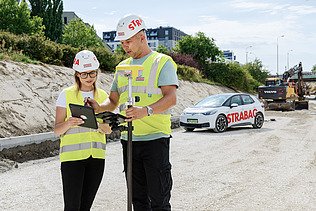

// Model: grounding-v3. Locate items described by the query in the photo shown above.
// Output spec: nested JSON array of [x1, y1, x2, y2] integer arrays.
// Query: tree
[[29, 0, 63, 42], [312, 64, 316, 73], [62, 18, 104, 48], [0, 0, 44, 35], [157, 45, 169, 54], [174, 32, 222, 73], [243, 59, 269, 84]]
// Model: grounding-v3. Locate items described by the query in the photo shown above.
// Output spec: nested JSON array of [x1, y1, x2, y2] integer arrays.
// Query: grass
[[0, 51, 40, 64]]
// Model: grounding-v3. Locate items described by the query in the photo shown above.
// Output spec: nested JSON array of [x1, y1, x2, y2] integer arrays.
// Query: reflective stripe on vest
[[60, 86, 108, 162], [60, 142, 106, 153], [64, 127, 98, 135], [115, 51, 176, 136]]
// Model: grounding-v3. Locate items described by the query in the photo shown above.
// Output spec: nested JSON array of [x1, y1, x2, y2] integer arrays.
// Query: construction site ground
[[0, 101, 315, 211]]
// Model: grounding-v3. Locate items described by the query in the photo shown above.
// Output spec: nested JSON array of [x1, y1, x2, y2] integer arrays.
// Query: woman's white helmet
[[114, 14, 146, 41], [73, 50, 100, 72]]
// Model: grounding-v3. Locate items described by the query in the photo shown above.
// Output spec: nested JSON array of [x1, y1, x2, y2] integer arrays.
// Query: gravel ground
[[0, 102, 315, 211]]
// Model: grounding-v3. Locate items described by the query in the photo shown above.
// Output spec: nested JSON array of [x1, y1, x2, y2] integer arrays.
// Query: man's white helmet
[[114, 14, 146, 41], [73, 50, 100, 72]]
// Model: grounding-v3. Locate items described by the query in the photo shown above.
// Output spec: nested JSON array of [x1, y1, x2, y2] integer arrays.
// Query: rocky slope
[[0, 60, 234, 138]]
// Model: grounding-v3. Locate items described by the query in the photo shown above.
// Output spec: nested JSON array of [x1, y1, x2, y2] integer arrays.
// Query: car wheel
[[252, 112, 264, 129], [184, 128, 194, 132], [213, 114, 227, 133]]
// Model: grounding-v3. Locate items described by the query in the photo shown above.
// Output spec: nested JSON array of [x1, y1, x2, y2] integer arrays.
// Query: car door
[[225, 94, 244, 126], [240, 94, 256, 124]]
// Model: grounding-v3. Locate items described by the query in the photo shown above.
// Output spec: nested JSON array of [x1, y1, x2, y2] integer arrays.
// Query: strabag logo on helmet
[[128, 19, 143, 31], [114, 15, 146, 41], [73, 58, 79, 65], [83, 63, 92, 68]]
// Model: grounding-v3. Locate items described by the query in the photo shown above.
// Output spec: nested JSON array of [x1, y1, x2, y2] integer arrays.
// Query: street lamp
[[276, 35, 285, 76], [287, 49, 293, 70], [245, 45, 252, 63], [249, 52, 257, 61]]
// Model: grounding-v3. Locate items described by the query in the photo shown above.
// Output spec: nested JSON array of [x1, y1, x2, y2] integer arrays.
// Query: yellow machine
[[258, 62, 308, 111]]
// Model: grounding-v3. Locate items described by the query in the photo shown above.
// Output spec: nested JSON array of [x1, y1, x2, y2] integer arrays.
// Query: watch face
[[147, 106, 153, 115]]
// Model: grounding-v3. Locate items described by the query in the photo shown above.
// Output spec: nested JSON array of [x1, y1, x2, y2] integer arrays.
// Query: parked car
[[180, 93, 265, 133]]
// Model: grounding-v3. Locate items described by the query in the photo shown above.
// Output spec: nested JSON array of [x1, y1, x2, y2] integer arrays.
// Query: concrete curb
[[0, 132, 59, 151]]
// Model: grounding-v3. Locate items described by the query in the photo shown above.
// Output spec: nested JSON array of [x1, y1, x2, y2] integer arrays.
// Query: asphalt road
[[0, 104, 315, 210]]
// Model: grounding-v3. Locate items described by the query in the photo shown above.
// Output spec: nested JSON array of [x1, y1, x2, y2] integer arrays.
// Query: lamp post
[[276, 35, 284, 76], [287, 49, 293, 70], [249, 52, 257, 62], [245, 45, 252, 63]]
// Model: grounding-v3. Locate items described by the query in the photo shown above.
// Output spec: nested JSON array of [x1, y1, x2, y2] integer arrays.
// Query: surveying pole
[[116, 64, 143, 211]]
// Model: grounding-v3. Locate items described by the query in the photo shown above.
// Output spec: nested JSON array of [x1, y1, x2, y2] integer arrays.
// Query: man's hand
[[125, 106, 147, 122], [85, 98, 101, 113]]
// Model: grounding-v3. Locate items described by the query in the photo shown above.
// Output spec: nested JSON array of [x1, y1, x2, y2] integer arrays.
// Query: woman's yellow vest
[[59, 86, 108, 162], [116, 51, 177, 136]]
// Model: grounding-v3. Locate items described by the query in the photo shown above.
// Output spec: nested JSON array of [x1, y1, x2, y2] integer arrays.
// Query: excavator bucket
[[266, 102, 295, 111], [294, 100, 309, 110]]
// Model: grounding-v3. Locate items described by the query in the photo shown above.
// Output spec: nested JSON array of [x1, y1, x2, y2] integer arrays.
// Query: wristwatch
[[146, 106, 154, 116]]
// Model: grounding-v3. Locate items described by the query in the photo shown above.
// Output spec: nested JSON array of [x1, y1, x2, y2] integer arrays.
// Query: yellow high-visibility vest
[[59, 86, 108, 162], [116, 51, 177, 136]]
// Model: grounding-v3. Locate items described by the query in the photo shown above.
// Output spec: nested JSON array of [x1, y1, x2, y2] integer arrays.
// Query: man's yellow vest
[[116, 51, 177, 136], [59, 86, 108, 162]]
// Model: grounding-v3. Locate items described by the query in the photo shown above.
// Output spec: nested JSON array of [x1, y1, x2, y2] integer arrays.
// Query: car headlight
[[202, 110, 217, 115]]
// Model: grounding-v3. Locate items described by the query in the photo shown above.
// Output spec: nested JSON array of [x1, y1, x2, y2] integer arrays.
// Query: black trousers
[[121, 137, 173, 211], [61, 156, 105, 211]]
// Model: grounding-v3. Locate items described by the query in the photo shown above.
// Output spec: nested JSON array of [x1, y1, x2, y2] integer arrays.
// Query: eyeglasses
[[78, 71, 97, 79]]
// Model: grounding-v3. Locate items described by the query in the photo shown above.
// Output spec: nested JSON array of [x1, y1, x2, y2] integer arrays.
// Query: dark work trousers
[[121, 137, 173, 211], [61, 156, 105, 211]]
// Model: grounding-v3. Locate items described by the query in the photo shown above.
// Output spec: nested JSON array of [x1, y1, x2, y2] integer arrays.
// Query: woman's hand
[[66, 117, 85, 127], [54, 107, 84, 136]]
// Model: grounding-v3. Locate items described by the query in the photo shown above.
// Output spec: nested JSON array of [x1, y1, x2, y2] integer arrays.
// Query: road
[[0, 103, 316, 210]]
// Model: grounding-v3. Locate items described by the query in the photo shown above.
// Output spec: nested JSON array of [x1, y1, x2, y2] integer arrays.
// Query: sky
[[63, 0, 316, 74]]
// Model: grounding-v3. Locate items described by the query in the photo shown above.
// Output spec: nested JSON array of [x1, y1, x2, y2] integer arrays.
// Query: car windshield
[[195, 95, 228, 108]]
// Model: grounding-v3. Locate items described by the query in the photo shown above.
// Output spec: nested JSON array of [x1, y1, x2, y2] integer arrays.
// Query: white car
[[180, 93, 265, 133]]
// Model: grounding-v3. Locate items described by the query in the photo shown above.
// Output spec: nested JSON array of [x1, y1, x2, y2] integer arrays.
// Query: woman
[[54, 50, 110, 211]]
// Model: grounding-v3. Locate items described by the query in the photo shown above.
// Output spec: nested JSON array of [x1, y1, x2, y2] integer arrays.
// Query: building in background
[[103, 26, 188, 52], [62, 11, 112, 52], [62, 11, 79, 25], [223, 50, 236, 62]]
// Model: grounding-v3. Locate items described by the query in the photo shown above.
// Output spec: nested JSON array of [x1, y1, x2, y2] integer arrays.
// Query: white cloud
[[287, 5, 316, 15], [230, 0, 274, 11]]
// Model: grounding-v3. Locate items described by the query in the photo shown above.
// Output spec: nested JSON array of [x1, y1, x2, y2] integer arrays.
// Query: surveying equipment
[[116, 64, 143, 211]]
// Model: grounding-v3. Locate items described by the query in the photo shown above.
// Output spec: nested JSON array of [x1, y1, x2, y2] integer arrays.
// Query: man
[[89, 14, 178, 210]]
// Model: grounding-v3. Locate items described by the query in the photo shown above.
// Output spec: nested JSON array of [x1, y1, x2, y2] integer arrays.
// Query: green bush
[[205, 62, 259, 93], [0, 31, 117, 72], [177, 64, 203, 82], [0, 31, 262, 93], [0, 31, 18, 50], [89, 46, 118, 72], [60, 44, 78, 68]]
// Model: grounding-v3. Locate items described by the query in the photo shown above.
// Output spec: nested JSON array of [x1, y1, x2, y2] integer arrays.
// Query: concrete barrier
[[0, 117, 180, 162], [0, 132, 59, 151], [0, 117, 180, 151]]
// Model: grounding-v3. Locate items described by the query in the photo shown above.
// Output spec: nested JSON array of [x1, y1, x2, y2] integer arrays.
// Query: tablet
[[69, 103, 98, 129]]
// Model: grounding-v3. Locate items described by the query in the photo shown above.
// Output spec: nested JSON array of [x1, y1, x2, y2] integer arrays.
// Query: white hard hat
[[73, 50, 100, 72], [114, 14, 146, 41]]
